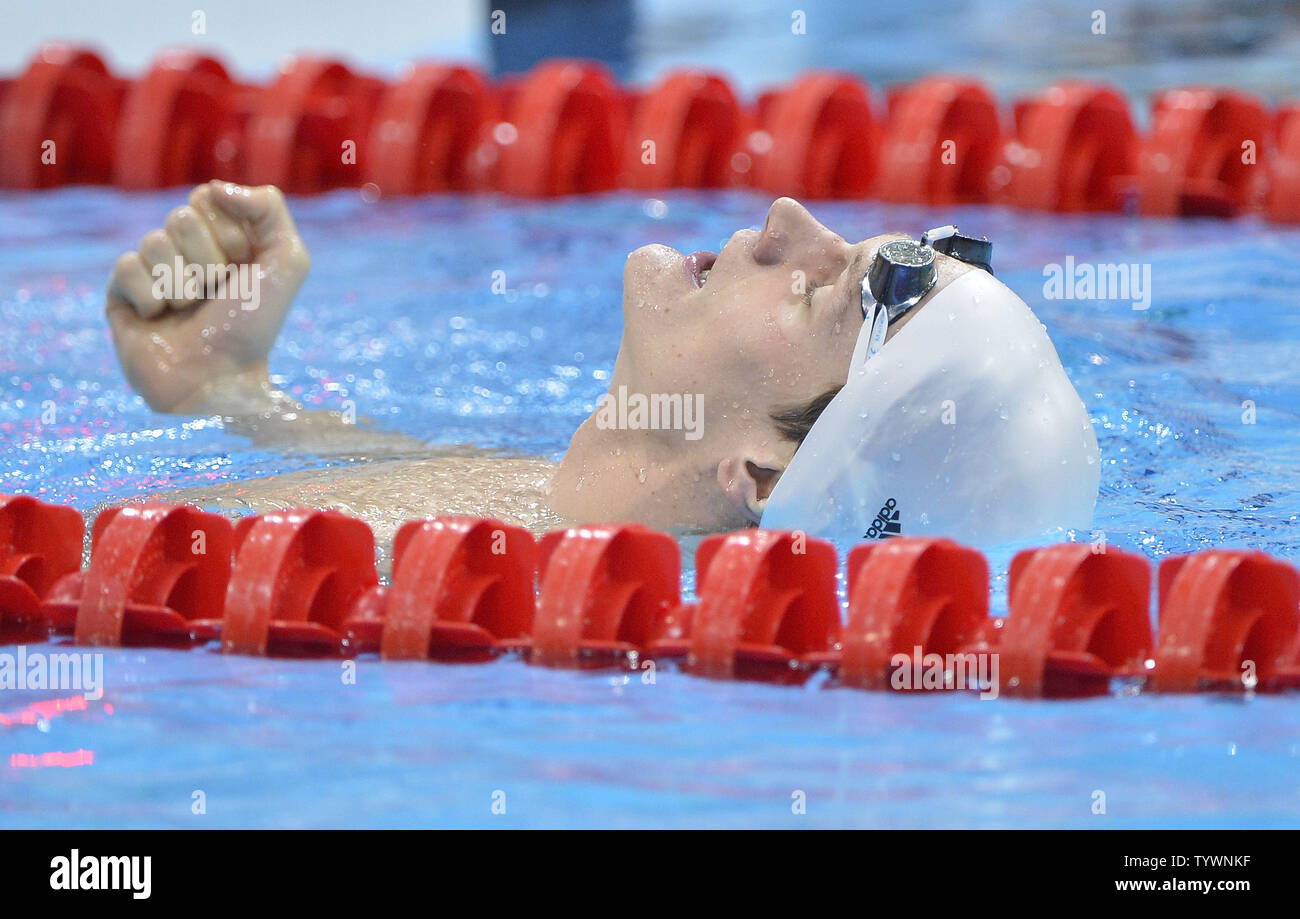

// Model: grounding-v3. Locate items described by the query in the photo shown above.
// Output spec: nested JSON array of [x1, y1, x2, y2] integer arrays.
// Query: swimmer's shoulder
[[116, 454, 564, 560]]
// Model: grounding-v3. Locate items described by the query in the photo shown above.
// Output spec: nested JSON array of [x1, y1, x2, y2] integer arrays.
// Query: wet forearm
[[169, 364, 427, 456]]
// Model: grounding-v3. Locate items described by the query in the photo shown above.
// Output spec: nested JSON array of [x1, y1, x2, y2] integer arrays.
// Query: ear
[[716, 455, 786, 525]]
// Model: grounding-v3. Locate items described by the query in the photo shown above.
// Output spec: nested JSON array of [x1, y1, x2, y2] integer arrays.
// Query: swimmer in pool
[[105, 181, 1099, 550]]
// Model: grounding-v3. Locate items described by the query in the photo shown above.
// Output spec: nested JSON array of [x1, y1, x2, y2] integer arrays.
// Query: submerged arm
[[180, 363, 428, 457]]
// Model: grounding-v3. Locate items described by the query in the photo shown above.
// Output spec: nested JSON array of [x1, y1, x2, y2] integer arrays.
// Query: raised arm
[[105, 180, 423, 455], [106, 180, 309, 415]]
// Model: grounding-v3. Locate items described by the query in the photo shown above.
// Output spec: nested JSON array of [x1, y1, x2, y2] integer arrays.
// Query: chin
[[624, 243, 683, 294]]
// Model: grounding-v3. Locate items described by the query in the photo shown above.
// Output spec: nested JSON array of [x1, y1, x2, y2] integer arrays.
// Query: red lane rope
[[2, 43, 1298, 221], [2, 493, 1297, 699]]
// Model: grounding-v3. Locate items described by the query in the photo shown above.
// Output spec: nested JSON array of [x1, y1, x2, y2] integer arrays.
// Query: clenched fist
[[105, 180, 310, 414]]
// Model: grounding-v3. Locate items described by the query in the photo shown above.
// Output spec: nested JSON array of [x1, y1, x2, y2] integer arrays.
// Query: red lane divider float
[[365, 64, 495, 195], [494, 60, 626, 196], [839, 537, 990, 691], [0, 495, 84, 643], [1001, 544, 1151, 698], [242, 56, 385, 193], [221, 508, 376, 656], [369, 517, 535, 662], [877, 76, 1002, 205], [0, 45, 122, 188], [1268, 104, 1300, 222], [532, 523, 682, 668], [623, 70, 746, 190], [838, 540, 1152, 698], [684, 529, 840, 683], [753, 71, 879, 199], [113, 50, 240, 189], [1153, 550, 1300, 692], [2, 493, 1299, 699], [1001, 81, 1137, 212], [43, 504, 232, 648], [3, 43, 1300, 222], [1140, 88, 1271, 217]]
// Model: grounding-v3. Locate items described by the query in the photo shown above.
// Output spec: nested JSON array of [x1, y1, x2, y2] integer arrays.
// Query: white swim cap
[[761, 267, 1100, 546]]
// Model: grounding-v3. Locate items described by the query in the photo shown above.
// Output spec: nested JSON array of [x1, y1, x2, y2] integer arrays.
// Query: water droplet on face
[[637, 467, 647, 484], [999, 406, 1010, 420]]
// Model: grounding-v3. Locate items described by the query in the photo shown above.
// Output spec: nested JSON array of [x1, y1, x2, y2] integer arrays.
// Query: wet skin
[[105, 183, 970, 536]]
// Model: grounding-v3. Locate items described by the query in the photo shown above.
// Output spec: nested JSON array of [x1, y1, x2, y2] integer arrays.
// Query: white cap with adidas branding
[[760, 267, 1100, 547]]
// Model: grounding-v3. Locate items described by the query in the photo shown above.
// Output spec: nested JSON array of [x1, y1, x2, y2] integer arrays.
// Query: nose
[[752, 197, 848, 270]]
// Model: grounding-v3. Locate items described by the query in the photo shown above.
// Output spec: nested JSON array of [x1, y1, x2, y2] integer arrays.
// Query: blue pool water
[[2, 188, 1299, 828]]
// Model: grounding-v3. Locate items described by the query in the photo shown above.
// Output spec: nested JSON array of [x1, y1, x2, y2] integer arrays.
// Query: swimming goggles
[[859, 226, 993, 360]]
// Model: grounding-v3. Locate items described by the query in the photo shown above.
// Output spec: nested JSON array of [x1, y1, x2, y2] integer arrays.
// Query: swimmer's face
[[615, 197, 903, 520], [620, 196, 879, 404]]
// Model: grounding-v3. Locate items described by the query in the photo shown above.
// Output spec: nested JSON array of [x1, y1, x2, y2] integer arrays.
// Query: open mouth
[[684, 250, 717, 288]]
